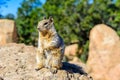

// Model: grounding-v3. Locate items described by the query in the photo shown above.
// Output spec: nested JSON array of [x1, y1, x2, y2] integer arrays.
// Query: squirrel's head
[[37, 16, 54, 33]]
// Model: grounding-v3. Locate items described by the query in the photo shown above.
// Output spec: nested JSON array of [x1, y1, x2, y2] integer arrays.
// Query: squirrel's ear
[[43, 16, 46, 20], [49, 16, 53, 22]]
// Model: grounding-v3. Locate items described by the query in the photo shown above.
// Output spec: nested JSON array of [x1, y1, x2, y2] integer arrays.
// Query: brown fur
[[39, 31, 53, 42], [35, 17, 65, 73]]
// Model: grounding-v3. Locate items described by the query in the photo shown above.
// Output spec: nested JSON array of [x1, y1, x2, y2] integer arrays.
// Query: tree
[[40, 0, 119, 62], [16, 0, 42, 45], [5, 13, 15, 19], [16, 0, 120, 62]]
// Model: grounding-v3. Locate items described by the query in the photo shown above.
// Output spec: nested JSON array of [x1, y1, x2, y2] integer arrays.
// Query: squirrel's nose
[[37, 27, 40, 30], [37, 27, 42, 32]]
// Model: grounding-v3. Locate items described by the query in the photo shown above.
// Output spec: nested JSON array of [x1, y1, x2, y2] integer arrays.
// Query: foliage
[[5, 13, 15, 19], [16, 0, 120, 62], [16, 0, 42, 45], [0, 13, 15, 19]]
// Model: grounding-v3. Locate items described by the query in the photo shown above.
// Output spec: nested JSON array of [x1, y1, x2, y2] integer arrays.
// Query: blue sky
[[0, 0, 95, 17], [0, 0, 46, 17]]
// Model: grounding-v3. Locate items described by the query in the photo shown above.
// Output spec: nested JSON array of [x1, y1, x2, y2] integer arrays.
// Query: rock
[[87, 24, 120, 80], [64, 44, 78, 60], [0, 19, 17, 45], [69, 57, 89, 73], [0, 43, 92, 80]]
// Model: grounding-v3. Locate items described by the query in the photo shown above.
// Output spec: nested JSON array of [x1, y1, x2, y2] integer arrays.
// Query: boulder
[[64, 44, 78, 60], [0, 19, 17, 45], [87, 24, 120, 80], [0, 43, 92, 80]]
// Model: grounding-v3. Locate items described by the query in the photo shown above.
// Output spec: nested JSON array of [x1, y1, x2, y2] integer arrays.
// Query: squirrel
[[35, 16, 65, 73]]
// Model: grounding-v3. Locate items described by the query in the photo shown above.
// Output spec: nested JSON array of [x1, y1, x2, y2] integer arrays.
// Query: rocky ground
[[0, 43, 92, 80], [1, 20, 120, 80]]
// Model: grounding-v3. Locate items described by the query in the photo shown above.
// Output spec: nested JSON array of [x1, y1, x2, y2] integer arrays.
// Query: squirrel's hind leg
[[50, 51, 63, 74], [35, 49, 45, 71]]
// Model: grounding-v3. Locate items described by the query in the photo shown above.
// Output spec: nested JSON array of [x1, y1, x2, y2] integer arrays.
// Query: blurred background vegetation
[[0, 0, 120, 62]]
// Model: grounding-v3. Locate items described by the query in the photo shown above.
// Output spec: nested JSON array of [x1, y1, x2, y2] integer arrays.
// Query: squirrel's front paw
[[35, 68, 41, 71], [35, 64, 44, 71], [50, 68, 58, 74]]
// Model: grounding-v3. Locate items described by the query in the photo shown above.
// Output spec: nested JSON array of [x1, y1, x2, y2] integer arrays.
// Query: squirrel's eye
[[44, 22, 48, 25]]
